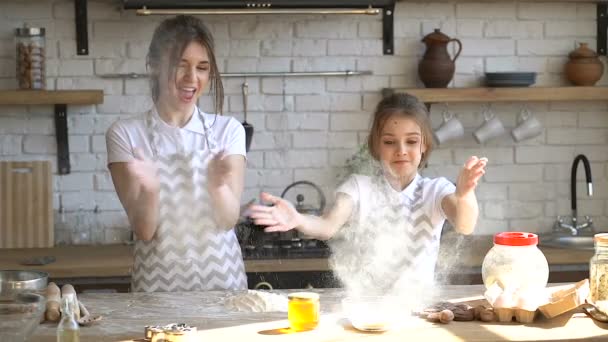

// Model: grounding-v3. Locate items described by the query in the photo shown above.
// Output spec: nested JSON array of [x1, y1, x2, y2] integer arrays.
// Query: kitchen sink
[[539, 235, 594, 250]]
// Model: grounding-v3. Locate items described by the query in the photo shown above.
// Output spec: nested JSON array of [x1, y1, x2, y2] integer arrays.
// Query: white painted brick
[[57, 172, 94, 191], [257, 58, 291, 72], [546, 21, 596, 38], [551, 101, 608, 112], [363, 93, 383, 112], [70, 153, 105, 172], [260, 169, 294, 189], [0, 39, 14, 58], [393, 20, 421, 38], [516, 146, 575, 163], [94, 21, 156, 41], [0, 117, 27, 134], [484, 165, 542, 182], [5, 2, 53, 19], [226, 57, 258, 73], [536, 111, 577, 127], [53, 20, 77, 39], [485, 57, 519, 73], [361, 75, 390, 92], [245, 151, 264, 169], [251, 132, 291, 150], [509, 183, 557, 200], [518, 57, 548, 73], [293, 132, 328, 148], [295, 95, 329, 112], [426, 148, 452, 165], [293, 40, 327, 57], [329, 149, 357, 167], [68, 135, 90, 153], [127, 41, 148, 59], [474, 218, 509, 235], [60, 40, 126, 59], [104, 227, 131, 244], [293, 57, 356, 72], [229, 40, 261, 57], [284, 78, 324, 95], [95, 59, 146, 75], [458, 3, 516, 19], [487, 201, 543, 219], [125, 78, 150, 95], [574, 145, 608, 162], [57, 59, 94, 76], [61, 191, 96, 211], [327, 77, 362, 93], [330, 113, 371, 131], [518, 3, 577, 20], [486, 21, 543, 39], [358, 56, 417, 75], [94, 172, 115, 191], [265, 150, 327, 168], [266, 113, 329, 131], [510, 218, 553, 234], [0, 58, 15, 78], [456, 20, 484, 38], [261, 78, 283, 94], [294, 168, 339, 188], [547, 129, 607, 145], [476, 183, 508, 200], [389, 76, 418, 88], [358, 21, 382, 39], [0, 135, 22, 155], [91, 135, 106, 153], [95, 191, 123, 211], [23, 135, 55, 154], [517, 40, 573, 56], [453, 148, 514, 165], [579, 112, 608, 128], [57, 77, 123, 95], [576, 3, 597, 19], [296, 21, 358, 39], [399, 2, 456, 19], [393, 38, 423, 57], [97, 95, 152, 114], [261, 40, 292, 57], [459, 39, 514, 57], [230, 21, 293, 39]]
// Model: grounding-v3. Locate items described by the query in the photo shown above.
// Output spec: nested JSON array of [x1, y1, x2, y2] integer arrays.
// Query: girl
[[106, 15, 247, 292], [249, 93, 487, 296]]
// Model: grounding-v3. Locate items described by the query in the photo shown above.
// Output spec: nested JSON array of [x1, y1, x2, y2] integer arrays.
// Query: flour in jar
[[224, 290, 288, 312]]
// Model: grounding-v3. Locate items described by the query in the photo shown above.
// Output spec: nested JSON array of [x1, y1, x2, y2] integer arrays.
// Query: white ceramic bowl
[[342, 296, 402, 332]]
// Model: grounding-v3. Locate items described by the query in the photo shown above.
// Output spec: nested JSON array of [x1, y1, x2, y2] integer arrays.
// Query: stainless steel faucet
[[555, 154, 594, 235]]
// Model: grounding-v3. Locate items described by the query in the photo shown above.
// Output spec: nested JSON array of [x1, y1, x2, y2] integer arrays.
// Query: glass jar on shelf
[[14, 24, 46, 90], [481, 232, 549, 292], [589, 233, 608, 314]]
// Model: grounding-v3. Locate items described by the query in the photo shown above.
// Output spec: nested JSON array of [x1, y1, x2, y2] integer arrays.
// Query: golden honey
[[287, 292, 320, 331]]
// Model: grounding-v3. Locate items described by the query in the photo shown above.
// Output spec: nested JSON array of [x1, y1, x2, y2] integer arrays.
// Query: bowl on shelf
[[485, 72, 537, 87], [342, 296, 404, 332], [0, 292, 46, 341], [0, 270, 48, 296]]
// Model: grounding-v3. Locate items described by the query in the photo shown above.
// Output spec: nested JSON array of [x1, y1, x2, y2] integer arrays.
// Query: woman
[[106, 15, 247, 292]]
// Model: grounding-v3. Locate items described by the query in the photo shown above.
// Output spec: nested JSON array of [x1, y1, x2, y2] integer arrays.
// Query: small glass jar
[[15, 25, 46, 90], [589, 233, 608, 314], [481, 232, 549, 292], [287, 292, 320, 331]]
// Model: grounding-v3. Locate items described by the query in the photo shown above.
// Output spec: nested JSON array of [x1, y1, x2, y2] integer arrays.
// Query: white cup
[[473, 107, 505, 144], [512, 107, 542, 142], [433, 110, 464, 145]]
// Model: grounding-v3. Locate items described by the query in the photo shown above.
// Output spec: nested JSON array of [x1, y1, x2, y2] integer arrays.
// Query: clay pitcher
[[565, 43, 604, 86], [418, 29, 462, 88]]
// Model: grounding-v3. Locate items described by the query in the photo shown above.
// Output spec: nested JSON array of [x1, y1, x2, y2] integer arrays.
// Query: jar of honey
[[287, 292, 320, 331]]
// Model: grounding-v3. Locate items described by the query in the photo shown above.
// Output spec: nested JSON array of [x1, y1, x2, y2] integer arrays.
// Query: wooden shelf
[[0, 90, 103, 105], [0, 89, 104, 175], [383, 86, 608, 103]]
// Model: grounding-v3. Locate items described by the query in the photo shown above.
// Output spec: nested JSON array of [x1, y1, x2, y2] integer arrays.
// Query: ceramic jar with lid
[[15, 25, 46, 90], [481, 232, 549, 292], [565, 43, 604, 86]]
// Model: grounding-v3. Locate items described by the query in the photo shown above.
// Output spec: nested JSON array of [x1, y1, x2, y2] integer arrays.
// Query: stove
[[236, 221, 331, 260]]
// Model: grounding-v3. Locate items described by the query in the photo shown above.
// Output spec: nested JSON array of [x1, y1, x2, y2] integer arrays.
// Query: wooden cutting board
[[0, 161, 54, 248]]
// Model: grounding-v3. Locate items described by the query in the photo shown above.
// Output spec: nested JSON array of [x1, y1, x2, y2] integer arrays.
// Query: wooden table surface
[[27, 285, 608, 342], [0, 236, 594, 278]]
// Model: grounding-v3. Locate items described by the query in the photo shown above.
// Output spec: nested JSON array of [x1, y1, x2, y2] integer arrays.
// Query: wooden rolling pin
[[45, 282, 61, 322]]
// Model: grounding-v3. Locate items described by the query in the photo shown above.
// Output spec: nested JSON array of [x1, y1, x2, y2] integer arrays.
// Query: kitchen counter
[[28, 284, 608, 341], [0, 236, 593, 278]]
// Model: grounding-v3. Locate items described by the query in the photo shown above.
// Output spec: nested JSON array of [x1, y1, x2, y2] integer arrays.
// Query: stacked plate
[[485, 72, 536, 87]]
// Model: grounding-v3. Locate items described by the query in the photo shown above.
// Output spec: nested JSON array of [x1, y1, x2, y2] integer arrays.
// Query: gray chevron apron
[[131, 108, 247, 292], [329, 173, 441, 298]]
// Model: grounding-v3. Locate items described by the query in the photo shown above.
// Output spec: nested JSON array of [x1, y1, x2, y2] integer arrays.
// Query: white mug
[[434, 110, 464, 145], [473, 107, 505, 144], [512, 107, 542, 142]]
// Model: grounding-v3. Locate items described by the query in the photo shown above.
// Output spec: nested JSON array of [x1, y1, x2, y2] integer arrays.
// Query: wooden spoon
[[77, 301, 102, 326]]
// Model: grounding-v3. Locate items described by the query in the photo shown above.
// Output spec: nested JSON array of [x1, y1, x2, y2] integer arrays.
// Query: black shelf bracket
[[75, 0, 89, 55], [598, 3, 608, 56], [54, 104, 71, 175], [382, 3, 394, 55]]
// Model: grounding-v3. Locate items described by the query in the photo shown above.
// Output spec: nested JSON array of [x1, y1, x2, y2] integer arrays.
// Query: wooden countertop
[[28, 285, 608, 341], [0, 236, 594, 279]]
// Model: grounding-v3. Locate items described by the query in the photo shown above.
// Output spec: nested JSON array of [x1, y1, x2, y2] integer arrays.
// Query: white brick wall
[[0, 0, 606, 244]]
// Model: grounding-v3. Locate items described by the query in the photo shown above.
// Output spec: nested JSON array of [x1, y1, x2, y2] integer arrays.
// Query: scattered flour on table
[[224, 290, 288, 312]]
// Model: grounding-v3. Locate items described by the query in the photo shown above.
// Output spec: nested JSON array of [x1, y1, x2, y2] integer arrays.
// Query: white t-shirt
[[329, 173, 455, 296], [106, 106, 246, 163]]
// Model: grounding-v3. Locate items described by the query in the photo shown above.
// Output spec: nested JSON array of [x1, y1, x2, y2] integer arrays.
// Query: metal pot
[[0, 270, 48, 296]]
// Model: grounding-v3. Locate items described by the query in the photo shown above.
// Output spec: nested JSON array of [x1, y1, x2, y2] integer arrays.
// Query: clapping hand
[[125, 148, 160, 195], [207, 150, 231, 189], [248, 192, 302, 233], [456, 156, 488, 197]]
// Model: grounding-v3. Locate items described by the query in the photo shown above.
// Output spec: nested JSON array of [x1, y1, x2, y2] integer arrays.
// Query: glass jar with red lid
[[481, 232, 549, 292]]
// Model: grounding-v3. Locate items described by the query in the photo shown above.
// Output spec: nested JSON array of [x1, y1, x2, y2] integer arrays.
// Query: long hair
[[367, 93, 433, 169], [147, 15, 224, 114]]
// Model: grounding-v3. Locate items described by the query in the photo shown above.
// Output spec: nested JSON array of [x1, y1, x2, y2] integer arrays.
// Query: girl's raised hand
[[125, 148, 160, 194], [207, 150, 230, 189], [455, 156, 488, 197], [248, 192, 302, 233]]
